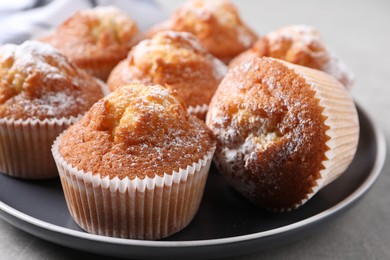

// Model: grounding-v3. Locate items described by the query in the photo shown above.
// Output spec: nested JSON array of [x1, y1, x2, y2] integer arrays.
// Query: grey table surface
[[1, 0, 389, 259]]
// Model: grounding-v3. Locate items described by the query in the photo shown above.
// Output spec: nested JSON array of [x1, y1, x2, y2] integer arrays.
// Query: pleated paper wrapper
[[188, 104, 209, 121], [0, 116, 80, 179], [282, 60, 360, 211], [52, 134, 215, 240]]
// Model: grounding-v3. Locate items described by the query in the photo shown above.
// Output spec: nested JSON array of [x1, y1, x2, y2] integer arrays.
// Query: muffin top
[[207, 57, 330, 208], [230, 25, 328, 69], [59, 83, 213, 180], [107, 31, 227, 108], [148, 0, 257, 63], [39, 6, 141, 74], [230, 25, 354, 88], [0, 41, 104, 120]]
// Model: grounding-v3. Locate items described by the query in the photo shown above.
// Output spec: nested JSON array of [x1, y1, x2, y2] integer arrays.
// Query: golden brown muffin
[[107, 31, 227, 119], [0, 41, 104, 120], [59, 83, 213, 178], [147, 0, 257, 63], [230, 25, 354, 89], [52, 83, 215, 239], [206, 57, 359, 211], [0, 40, 104, 179], [40, 6, 142, 80]]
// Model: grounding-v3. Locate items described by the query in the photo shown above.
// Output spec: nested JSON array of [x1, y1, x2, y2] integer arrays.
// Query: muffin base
[[0, 116, 80, 179], [188, 104, 209, 121], [52, 133, 215, 240], [284, 61, 359, 209]]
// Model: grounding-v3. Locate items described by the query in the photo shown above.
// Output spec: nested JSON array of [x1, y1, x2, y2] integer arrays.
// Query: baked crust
[[207, 57, 330, 209], [147, 0, 257, 63], [0, 41, 104, 120], [107, 31, 227, 109], [59, 83, 213, 180], [39, 6, 142, 80], [230, 25, 354, 88]]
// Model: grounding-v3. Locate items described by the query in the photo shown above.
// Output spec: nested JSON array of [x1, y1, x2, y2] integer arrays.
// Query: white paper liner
[[281, 60, 359, 211], [321, 50, 355, 90], [0, 115, 81, 179], [187, 104, 209, 120], [95, 78, 111, 97], [51, 133, 215, 240], [84, 65, 115, 82]]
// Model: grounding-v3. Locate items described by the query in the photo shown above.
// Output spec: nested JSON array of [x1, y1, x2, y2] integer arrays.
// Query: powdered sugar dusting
[[184, 0, 255, 49], [266, 25, 354, 89], [163, 31, 206, 52], [82, 5, 136, 29], [237, 26, 254, 48], [83, 5, 127, 18], [212, 57, 228, 79], [0, 40, 103, 120], [60, 84, 213, 179], [182, 0, 231, 18], [321, 50, 355, 89], [0, 41, 73, 83], [193, 0, 229, 11], [125, 30, 227, 110], [222, 132, 280, 167], [6, 90, 93, 120], [132, 31, 208, 67], [33, 92, 86, 117], [267, 25, 320, 46], [207, 58, 342, 210]]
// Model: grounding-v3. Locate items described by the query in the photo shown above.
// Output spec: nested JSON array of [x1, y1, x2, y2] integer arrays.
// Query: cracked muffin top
[[0, 41, 104, 120], [59, 83, 214, 179]]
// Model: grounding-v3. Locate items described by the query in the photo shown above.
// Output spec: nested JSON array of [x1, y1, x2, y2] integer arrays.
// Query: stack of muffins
[[0, 0, 359, 239]]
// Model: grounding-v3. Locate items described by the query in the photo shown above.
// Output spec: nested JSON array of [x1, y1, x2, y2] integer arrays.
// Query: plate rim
[[0, 105, 387, 249]]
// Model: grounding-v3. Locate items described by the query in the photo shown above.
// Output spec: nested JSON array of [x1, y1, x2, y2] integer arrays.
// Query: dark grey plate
[[0, 105, 386, 259]]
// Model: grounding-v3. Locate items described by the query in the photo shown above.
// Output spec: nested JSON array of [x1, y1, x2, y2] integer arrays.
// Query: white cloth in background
[[0, 0, 166, 44], [0, 0, 40, 16]]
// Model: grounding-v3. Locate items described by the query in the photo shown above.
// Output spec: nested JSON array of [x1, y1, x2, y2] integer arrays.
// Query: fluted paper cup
[[52, 133, 215, 240], [0, 116, 80, 179], [280, 60, 359, 210], [207, 57, 359, 212], [188, 104, 209, 121]]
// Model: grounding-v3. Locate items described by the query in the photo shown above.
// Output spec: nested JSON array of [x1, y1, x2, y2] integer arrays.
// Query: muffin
[[52, 83, 215, 239], [230, 25, 354, 89], [39, 6, 142, 80], [0, 41, 104, 179], [147, 0, 257, 63], [206, 57, 359, 211], [107, 31, 227, 119]]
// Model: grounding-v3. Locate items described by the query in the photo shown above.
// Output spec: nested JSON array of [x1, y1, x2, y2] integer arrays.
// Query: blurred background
[[0, 0, 389, 259]]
